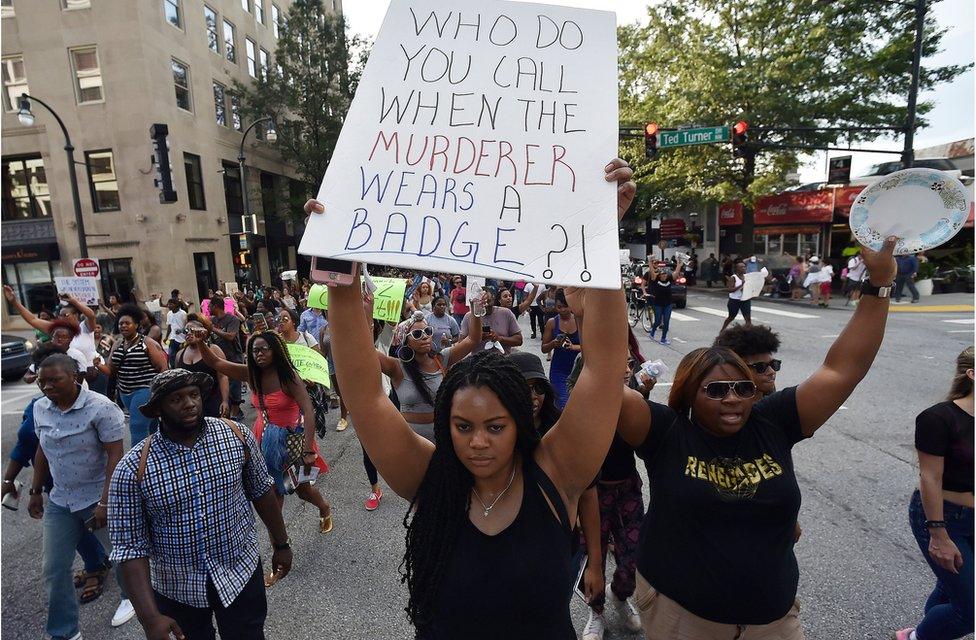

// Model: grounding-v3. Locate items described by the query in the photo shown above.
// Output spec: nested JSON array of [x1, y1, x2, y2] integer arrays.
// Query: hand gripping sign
[[298, 0, 620, 288]]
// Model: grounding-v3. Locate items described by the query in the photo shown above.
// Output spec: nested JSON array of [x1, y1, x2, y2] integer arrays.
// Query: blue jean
[[909, 489, 974, 639], [44, 500, 126, 639], [119, 387, 154, 445], [895, 274, 920, 302], [651, 304, 672, 340], [167, 340, 183, 367]]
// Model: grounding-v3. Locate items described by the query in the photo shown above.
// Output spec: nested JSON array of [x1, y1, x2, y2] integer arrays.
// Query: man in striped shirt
[[109, 369, 292, 640]]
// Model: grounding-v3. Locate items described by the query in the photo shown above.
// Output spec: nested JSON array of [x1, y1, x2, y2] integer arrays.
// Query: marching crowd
[[0, 159, 971, 640]]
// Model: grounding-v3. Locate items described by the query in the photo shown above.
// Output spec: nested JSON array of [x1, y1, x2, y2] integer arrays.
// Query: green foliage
[[232, 0, 369, 222], [618, 0, 971, 250]]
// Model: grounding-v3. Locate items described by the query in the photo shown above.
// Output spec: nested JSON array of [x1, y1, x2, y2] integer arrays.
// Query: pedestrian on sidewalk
[[721, 260, 752, 332], [702, 253, 720, 288], [614, 237, 898, 639], [28, 352, 134, 639], [895, 346, 974, 640], [789, 256, 806, 300], [845, 252, 867, 306], [895, 253, 921, 303], [109, 369, 293, 640]]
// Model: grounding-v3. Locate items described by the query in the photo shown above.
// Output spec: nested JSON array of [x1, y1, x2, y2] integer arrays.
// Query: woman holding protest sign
[[196, 330, 333, 548], [303, 158, 634, 638], [614, 237, 897, 639]]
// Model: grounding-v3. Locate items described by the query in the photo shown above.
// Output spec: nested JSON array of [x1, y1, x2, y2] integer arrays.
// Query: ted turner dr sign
[[298, 0, 620, 288]]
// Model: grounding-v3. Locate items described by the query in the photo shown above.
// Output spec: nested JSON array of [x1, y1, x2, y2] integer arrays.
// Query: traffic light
[[731, 120, 749, 159], [150, 123, 178, 203], [644, 123, 659, 160]]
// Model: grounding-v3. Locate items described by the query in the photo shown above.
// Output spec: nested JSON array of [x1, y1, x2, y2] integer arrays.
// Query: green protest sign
[[307, 284, 330, 310], [286, 343, 331, 388], [371, 277, 406, 322]]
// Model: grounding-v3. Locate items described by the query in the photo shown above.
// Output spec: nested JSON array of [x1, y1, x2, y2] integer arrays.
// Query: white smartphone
[[310, 257, 359, 286]]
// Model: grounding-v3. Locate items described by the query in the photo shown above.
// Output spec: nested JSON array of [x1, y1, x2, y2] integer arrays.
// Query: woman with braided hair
[[196, 328, 333, 550], [310, 157, 634, 639], [379, 309, 483, 442]]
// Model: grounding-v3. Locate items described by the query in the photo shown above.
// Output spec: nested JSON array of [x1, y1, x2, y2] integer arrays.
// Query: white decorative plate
[[848, 168, 972, 256]]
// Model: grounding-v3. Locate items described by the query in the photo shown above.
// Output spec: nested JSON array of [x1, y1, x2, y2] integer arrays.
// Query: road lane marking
[[688, 306, 730, 318], [670, 312, 700, 322], [948, 330, 974, 334], [943, 319, 975, 324], [890, 305, 975, 313], [821, 334, 840, 338], [672, 337, 688, 343], [749, 305, 819, 319], [1, 387, 38, 409]]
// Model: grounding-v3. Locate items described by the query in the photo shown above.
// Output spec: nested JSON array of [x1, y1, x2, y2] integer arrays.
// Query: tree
[[232, 0, 369, 223], [618, 0, 970, 253]]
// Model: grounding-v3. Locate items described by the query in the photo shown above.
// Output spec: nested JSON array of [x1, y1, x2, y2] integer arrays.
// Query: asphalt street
[[1, 289, 973, 640]]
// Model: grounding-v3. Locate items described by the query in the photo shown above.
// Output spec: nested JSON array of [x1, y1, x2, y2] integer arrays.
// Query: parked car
[[1, 334, 34, 381]]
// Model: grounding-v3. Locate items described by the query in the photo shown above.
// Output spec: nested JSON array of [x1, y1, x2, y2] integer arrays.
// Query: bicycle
[[627, 290, 655, 333]]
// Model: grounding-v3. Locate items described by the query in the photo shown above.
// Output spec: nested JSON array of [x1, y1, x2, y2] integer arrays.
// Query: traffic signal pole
[[902, 0, 927, 168]]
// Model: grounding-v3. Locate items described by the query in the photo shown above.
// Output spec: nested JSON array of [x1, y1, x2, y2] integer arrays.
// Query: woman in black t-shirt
[[616, 238, 897, 639], [895, 346, 974, 640]]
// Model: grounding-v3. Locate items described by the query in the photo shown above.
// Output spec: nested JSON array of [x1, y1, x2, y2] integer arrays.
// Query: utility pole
[[902, 0, 927, 168]]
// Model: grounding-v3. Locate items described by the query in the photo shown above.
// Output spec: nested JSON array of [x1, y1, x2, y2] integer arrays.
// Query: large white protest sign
[[298, 0, 619, 288], [54, 277, 99, 306]]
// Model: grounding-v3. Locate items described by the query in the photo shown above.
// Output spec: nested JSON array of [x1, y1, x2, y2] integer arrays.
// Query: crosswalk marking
[[688, 306, 729, 318], [943, 318, 974, 324], [749, 305, 819, 319], [670, 311, 700, 322]]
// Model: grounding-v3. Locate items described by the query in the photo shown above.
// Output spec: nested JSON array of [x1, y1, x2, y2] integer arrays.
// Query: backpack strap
[[220, 418, 251, 464], [526, 458, 571, 536], [135, 433, 154, 484]]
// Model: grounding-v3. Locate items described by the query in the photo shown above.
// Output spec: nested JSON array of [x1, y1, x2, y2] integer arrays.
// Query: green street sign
[[658, 126, 730, 149]]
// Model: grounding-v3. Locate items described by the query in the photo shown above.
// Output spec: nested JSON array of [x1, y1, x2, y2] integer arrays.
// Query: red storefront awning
[[719, 201, 743, 226], [754, 190, 834, 224]]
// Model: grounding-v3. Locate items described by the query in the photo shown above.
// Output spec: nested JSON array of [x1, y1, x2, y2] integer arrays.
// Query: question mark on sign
[[543, 224, 568, 280]]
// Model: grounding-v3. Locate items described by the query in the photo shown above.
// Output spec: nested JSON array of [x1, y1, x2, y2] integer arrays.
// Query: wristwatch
[[860, 281, 892, 298], [273, 539, 291, 551]]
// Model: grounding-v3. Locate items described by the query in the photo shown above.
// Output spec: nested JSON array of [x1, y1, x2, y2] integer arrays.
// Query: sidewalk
[[688, 286, 975, 313]]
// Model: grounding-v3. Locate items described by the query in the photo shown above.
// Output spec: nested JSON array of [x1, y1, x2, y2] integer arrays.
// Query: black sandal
[[79, 573, 105, 604]]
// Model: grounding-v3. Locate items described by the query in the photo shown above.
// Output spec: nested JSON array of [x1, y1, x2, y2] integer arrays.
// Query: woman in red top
[[449, 276, 468, 325], [198, 329, 333, 554]]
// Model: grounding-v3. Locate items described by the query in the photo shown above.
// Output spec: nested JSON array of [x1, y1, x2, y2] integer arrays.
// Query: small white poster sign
[[741, 270, 767, 301], [298, 0, 620, 288], [54, 277, 99, 306]]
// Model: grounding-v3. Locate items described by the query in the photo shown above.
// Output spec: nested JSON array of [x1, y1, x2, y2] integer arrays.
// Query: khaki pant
[[634, 571, 804, 640]]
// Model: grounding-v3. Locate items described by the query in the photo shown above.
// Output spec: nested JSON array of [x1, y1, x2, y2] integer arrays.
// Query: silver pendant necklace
[[472, 464, 518, 518]]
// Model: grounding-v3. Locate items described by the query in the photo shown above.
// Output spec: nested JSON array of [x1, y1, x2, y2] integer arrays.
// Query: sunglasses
[[408, 326, 434, 341], [252, 345, 272, 354], [747, 359, 782, 374], [528, 381, 548, 396], [702, 380, 757, 400]]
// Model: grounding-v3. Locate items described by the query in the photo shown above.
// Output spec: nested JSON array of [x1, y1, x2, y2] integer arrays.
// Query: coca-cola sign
[[718, 201, 743, 226], [754, 190, 834, 224]]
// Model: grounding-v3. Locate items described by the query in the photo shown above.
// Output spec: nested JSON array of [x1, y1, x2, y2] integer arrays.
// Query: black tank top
[[601, 434, 638, 482], [426, 458, 574, 639], [175, 349, 222, 418]]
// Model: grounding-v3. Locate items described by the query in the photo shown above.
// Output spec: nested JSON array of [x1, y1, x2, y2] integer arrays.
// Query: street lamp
[[17, 94, 89, 258], [238, 116, 277, 287]]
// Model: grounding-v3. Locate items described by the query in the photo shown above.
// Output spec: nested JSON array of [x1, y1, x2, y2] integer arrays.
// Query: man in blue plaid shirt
[[108, 369, 292, 640]]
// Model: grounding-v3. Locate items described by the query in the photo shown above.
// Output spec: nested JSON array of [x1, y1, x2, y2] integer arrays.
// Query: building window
[[259, 48, 269, 79], [164, 0, 181, 28], [1, 0, 14, 19], [85, 150, 120, 212], [240, 0, 249, 13], [271, 3, 280, 37], [2, 55, 28, 113], [254, 0, 263, 24], [245, 38, 257, 77], [61, 0, 91, 9], [100, 258, 135, 304], [212, 81, 226, 125], [184, 153, 206, 210], [193, 252, 218, 301], [223, 20, 236, 62], [2, 156, 50, 220], [204, 6, 220, 52], [4, 260, 64, 314], [230, 95, 242, 130], [70, 47, 103, 104], [172, 59, 191, 111]]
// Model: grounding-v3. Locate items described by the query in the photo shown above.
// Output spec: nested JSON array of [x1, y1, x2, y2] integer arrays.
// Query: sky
[[341, 0, 975, 184]]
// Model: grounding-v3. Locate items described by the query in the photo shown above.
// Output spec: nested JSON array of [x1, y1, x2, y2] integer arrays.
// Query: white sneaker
[[111, 599, 135, 627], [607, 585, 643, 632], [65, 633, 82, 640], [581, 611, 605, 640]]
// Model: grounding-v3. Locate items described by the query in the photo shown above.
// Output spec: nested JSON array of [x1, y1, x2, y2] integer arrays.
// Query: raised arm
[[64, 294, 96, 332], [3, 285, 54, 334], [536, 158, 634, 502], [516, 286, 538, 314], [446, 313, 481, 367], [197, 337, 249, 382], [329, 274, 434, 500], [795, 238, 897, 437]]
